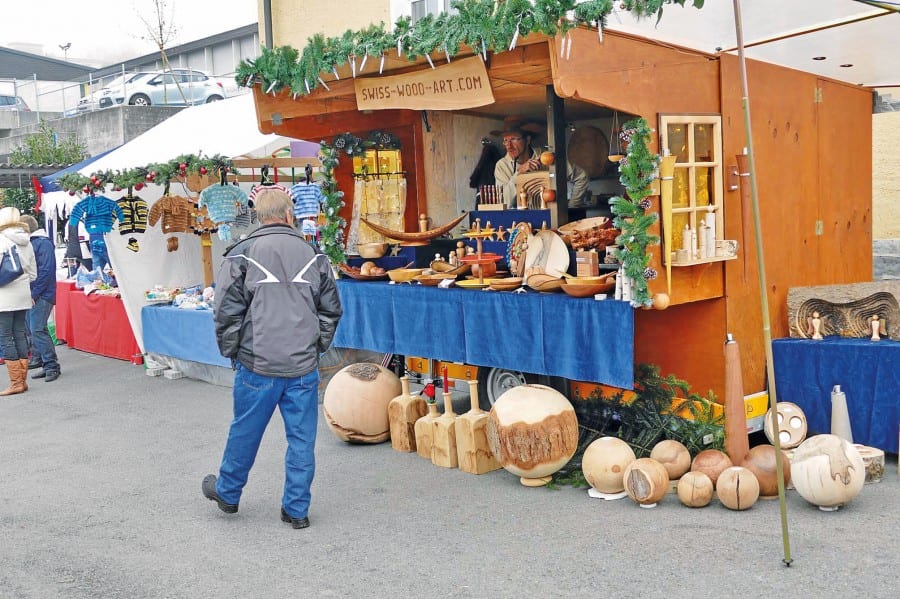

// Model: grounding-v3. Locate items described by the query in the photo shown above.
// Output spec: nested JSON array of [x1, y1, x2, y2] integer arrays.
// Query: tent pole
[[732, 0, 793, 567]]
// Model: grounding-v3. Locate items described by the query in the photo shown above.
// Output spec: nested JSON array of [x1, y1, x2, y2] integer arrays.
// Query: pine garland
[[236, 0, 704, 97], [57, 154, 233, 196], [609, 117, 660, 307], [318, 141, 347, 266]]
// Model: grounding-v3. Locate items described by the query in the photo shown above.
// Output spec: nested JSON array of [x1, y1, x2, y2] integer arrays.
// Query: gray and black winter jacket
[[213, 223, 343, 378]]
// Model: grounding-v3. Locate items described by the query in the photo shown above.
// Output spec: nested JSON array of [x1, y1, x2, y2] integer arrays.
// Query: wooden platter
[[338, 263, 388, 281]]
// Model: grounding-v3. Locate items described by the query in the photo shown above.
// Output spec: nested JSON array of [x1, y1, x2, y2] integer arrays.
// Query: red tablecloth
[[55, 283, 140, 361], [54, 281, 77, 344]]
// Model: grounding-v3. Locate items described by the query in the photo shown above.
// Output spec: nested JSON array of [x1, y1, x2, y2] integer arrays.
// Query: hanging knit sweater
[[116, 194, 149, 235], [69, 195, 125, 235], [199, 184, 248, 225], [148, 195, 194, 234]]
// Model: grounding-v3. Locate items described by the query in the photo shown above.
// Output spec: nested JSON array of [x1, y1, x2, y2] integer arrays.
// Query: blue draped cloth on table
[[772, 337, 899, 453], [142, 305, 231, 368], [333, 280, 634, 389]]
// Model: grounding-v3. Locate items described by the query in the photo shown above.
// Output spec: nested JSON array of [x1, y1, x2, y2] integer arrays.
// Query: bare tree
[[136, 0, 188, 105]]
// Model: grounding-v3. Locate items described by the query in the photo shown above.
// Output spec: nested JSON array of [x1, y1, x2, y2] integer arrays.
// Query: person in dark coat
[[21, 215, 60, 382]]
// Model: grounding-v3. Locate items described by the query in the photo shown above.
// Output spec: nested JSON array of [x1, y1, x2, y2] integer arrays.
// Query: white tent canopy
[[609, 0, 899, 89]]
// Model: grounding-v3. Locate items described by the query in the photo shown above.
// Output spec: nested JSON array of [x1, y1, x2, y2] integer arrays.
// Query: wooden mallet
[[388, 376, 427, 453], [455, 380, 501, 474], [431, 368, 458, 468]]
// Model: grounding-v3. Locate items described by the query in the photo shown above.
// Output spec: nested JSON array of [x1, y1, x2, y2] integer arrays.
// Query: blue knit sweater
[[69, 195, 125, 234]]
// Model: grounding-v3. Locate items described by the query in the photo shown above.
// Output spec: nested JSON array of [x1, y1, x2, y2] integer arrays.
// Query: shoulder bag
[[0, 245, 24, 286]]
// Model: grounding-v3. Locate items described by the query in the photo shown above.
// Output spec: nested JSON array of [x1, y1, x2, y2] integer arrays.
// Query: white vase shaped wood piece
[[791, 434, 865, 510], [650, 439, 692, 480], [582, 437, 636, 495], [623, 458, 670, 507], [677, 471, 714, 508], [716, 466, 760, 510], [486, 384, 578, 486], [830, 385, 853, 443], [323, 363, 401, 444]]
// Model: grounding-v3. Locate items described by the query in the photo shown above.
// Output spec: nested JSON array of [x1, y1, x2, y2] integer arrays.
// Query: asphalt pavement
[[2, 346, 898, 598]]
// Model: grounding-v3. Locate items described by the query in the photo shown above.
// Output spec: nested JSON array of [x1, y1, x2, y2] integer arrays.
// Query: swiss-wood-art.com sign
[[354, 55, 495, 111]]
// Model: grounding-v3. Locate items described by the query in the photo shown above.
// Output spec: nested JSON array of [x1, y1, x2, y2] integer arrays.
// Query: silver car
[[0, 94, 30, 111], [103, 69, 226, 107]]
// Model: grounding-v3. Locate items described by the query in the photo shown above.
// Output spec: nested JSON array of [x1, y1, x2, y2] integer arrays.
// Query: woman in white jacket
[[0, 207, 37, 396]]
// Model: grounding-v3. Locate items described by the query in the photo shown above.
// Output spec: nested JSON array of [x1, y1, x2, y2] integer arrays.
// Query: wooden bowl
[[561, 278, 615, 298], [338, 263, 388, 281], [430, 260, 472, 276], [415, 273, 457, 286], [387, 268, 426, 283], [526, 273, 564, 292], [489, 277, 523, 291], [567, 274, 614, 285], [357, 242, 388, 259]]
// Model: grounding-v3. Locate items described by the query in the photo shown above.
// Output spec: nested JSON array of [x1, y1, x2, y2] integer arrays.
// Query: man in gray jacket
[[203, 188, 342, 529]]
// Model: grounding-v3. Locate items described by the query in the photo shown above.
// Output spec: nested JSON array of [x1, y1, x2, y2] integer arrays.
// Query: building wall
[[873, 111, 900, 239], [264, 1, 392, 47]]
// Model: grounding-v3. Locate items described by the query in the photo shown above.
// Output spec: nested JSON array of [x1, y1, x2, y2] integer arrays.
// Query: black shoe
[[44, 370, 60, 383], [27, 361, 42, 370], [202, 474, 238, 514], [31, 370, 46, 379], [280, 507, 310, 529]]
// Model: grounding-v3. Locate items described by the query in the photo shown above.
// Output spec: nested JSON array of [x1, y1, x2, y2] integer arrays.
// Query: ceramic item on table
[[387, 267, 426, 283], [488, 277, 523, 291]]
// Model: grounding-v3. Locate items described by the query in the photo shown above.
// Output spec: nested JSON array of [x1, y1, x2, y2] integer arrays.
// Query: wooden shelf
[[670, 255, 737, 267]]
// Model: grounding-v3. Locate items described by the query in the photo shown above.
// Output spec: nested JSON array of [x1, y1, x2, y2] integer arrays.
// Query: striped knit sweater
[[68, 195, 125, 235], [116, 195, 149, 235]]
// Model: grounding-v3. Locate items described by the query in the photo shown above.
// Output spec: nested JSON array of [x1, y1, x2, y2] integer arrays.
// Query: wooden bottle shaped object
[[414, 401, 440, 460], [388, 376, 427, 453], [723, 334, 750, 465], [431, 392, 458, 468], [455, 380, 501, 474]]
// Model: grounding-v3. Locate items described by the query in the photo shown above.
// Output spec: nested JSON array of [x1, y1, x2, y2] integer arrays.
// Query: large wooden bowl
[[388, 268, 426, 283], [489, 277, 523, 291], [415, 273, 457, 286], [561, 281, 613, 298], [357, 242, 388, 259], [338, 263, 388, 281], [526, 273, 564, 293], [430, 260, 472, 277]]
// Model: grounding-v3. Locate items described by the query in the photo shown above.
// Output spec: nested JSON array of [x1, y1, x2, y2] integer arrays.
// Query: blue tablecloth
[[141, 305, 231, 368], [772, 337, 900, 453], [333, 280, 634, 389]]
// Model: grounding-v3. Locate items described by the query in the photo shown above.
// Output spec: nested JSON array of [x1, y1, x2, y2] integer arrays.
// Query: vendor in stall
[[493, 118, 589, 209]]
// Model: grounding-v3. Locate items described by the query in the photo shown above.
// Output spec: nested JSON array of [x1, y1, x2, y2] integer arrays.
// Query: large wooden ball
[[487, 384, 578, 481], [582, 437, 636, 494], [691, 449, 733, 487], [791, 434, 865, 509], [323, 363, 401, 444], [623, 458, 670, 506], [740, 444, 791, 497], [677, 471, 714, 507], [716, 466, 760, 510], [650, 439, 692, 480]]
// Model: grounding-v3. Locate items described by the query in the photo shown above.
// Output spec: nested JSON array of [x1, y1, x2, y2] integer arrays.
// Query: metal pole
[[732, 0, 792, 567], [264, 0, 274, 49]]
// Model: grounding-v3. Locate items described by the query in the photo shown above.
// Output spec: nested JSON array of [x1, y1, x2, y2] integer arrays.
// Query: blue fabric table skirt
[[772, 337, 900, 453], [333, 280, 634, 389], [142, 305, 231, 368]]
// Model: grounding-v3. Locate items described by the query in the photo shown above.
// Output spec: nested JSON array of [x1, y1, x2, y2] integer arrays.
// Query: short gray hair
[[20, 214, 39, 233], [253, 188, 294, 224]]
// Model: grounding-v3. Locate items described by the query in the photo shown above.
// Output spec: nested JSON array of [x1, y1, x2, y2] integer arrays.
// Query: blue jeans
[[216, 363, 320, 519], [27, 298, 59, 373], [0, 309, 29, 360]]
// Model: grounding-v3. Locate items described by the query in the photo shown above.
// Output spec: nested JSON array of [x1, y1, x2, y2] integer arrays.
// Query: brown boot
[[0, 360, 26, 396], [18, 359, 29, 391]]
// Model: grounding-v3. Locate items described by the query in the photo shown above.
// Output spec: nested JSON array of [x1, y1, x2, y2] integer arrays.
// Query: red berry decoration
[[135, 182, 144, 191], [179, 163, 187, 170], [145, 173, 153, 181], [199, 166, 208, 175], [82, 186, 90, 193], [68, 190, 76, 196]]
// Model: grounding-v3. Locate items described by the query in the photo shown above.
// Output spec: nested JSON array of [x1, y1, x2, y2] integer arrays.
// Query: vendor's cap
[[0, 206, 22, 229], [490, 115, 545, 138]]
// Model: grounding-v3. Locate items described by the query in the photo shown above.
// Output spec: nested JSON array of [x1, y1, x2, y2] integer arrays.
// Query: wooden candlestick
[[414, 401, 440, 459], [431, 392, 458, 468], [388, 376, 427, 453], [455, 380, 501, 474]]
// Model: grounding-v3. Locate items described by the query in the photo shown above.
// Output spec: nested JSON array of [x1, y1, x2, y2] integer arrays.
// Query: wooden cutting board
[[455, 381, 501, 474], [388, 376, 427, 453], [431, 392, 458, 468]]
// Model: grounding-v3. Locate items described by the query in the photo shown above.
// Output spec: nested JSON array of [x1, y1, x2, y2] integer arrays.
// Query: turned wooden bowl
[[489, 277, 523, 291], [357, 242, 389, 259], [414, 273, 457, 286], [526, 273, 564, 293], [387, 268, 426, 283]]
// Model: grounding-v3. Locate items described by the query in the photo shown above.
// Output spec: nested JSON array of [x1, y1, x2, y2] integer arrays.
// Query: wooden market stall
[[246, 26, 873, 403]]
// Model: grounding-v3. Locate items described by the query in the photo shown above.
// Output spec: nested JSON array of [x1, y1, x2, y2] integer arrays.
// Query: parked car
[[0, 94, 30, 111], [101, 68, 226, 107], [77, 72, 154, 112]]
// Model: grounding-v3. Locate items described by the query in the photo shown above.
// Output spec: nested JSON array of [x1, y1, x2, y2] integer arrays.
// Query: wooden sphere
[[691, 449, 733, 487], [323, 363, 401, 444], [582, 437, 636, 494], [623, 458, 670, 506], [486, 384, 578, 481], [650, 439, 692, 480], [791, 434, 865, 509], [541, 188, 556, 203], [716, 466, 760, 510], [740, 444, 791, 497], [677, 471, 714, 508], [540, 150, 556, 166], [651, 293, 670, 310]]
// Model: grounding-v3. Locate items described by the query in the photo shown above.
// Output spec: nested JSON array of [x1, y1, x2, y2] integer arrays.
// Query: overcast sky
[[2, 0, 258, 66]]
